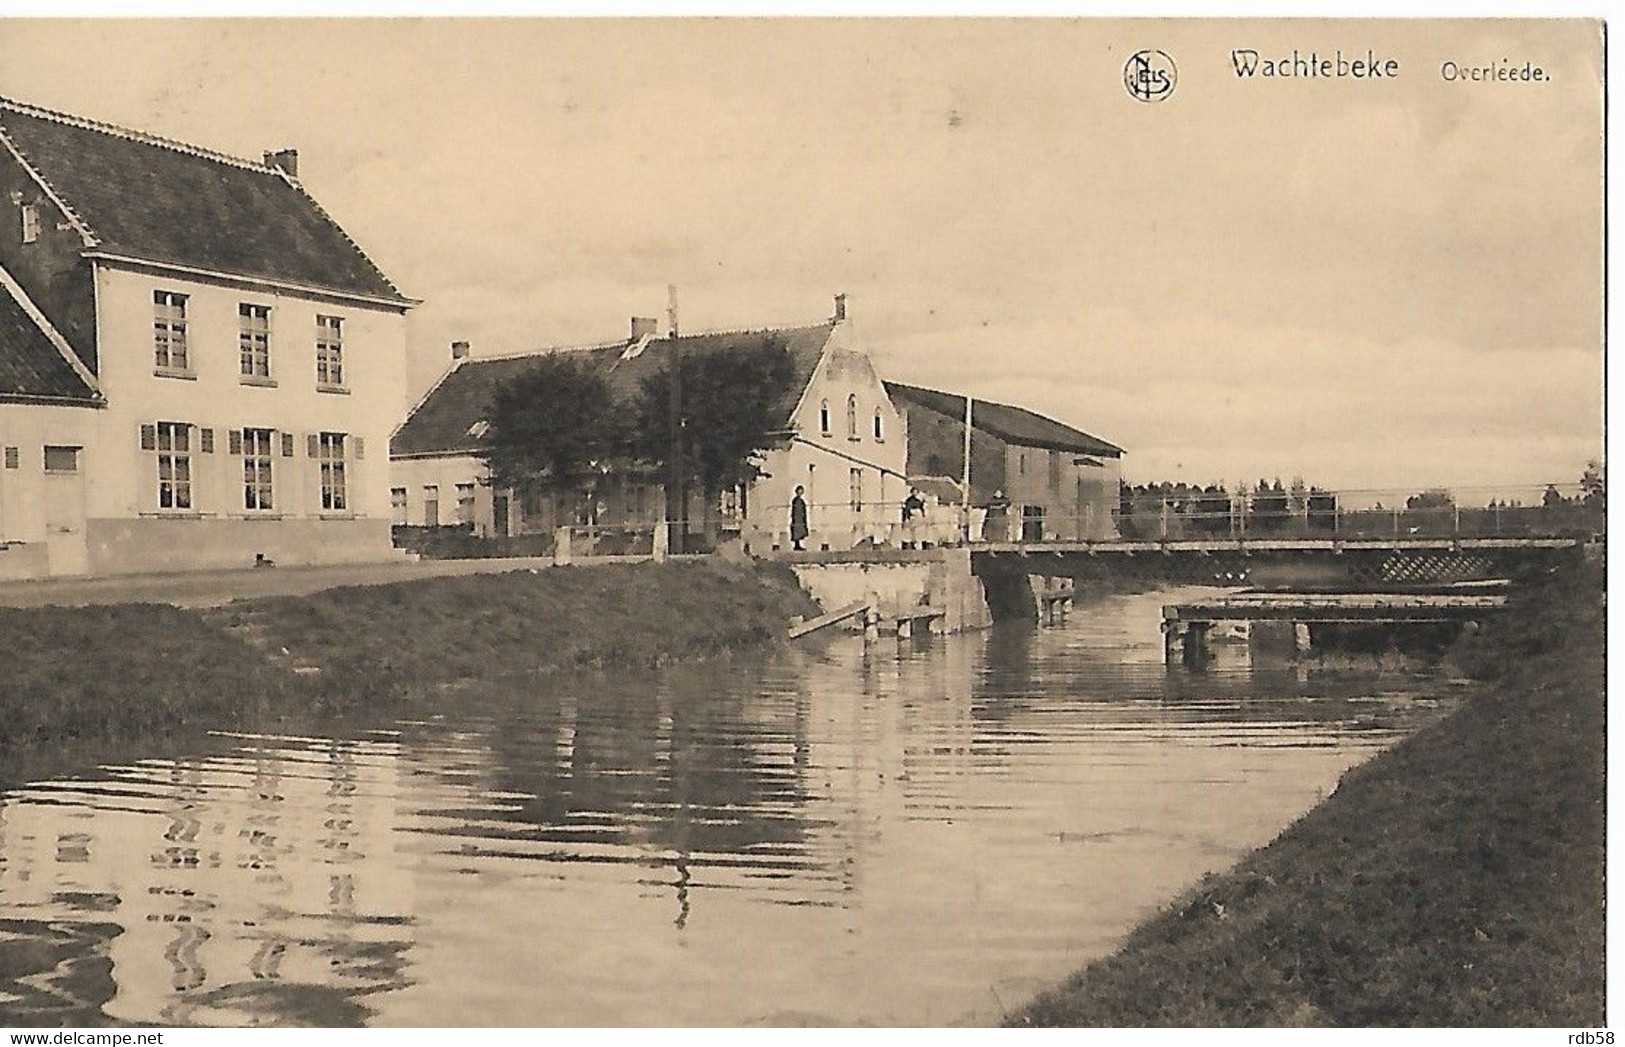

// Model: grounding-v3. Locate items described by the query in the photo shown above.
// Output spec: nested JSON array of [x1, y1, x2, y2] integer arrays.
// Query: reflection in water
[[0, 588, 1453, 1027]]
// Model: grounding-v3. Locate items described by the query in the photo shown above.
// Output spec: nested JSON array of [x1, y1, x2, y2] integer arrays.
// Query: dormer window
[[19, 203, 39, 245], [467, 420, 491, 439]]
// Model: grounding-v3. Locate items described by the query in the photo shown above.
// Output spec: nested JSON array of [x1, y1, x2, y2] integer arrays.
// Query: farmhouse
[[883, 380, 1123, 541], [0, 96, 413, 578], [390, 297, 907, 551]]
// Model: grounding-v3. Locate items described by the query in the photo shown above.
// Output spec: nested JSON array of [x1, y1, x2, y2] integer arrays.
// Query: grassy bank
[[0, 559, 821, 751], [1010, 556, 1604, 1027]]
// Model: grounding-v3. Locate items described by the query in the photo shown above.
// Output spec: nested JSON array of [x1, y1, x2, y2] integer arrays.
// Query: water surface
[[0, 587, 1453, 1026]]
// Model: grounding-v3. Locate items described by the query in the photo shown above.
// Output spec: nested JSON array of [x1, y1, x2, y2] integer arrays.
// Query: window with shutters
[[315, 315, 345, 389], [153, 291, 190, 373], [238, 303, 272, 381], [390, 487, 407, 525], [3, 447, 18, 470], [423, 485, 440, 526], [240, 427, 275, 510], [154, 422, 193, 510], [456, 482, 475, 524], [317, 432, 347, 511]]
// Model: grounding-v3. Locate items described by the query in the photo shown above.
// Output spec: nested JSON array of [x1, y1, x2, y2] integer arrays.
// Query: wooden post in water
[[1182, 621, 1212, 665]]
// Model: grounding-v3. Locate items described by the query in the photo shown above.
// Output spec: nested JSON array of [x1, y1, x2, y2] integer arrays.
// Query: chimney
[[630, 316, 659, 342], [262, 148, 299, 178], [833, 293, 848, 322], [450, 340, 470, 360]]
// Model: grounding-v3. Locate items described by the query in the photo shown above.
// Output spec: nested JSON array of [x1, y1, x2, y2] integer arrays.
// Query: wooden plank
[[788, 599, 870, 639], [1163, 594, 1506, 623]]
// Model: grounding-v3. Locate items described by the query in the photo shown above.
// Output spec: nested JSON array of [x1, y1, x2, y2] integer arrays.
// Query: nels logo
[[1124, 49, 1177, 103]]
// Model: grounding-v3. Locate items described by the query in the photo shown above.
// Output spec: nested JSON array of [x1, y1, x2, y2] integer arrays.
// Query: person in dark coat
[[902, 487, 926, 549], [985, 489, 1011, 542], [790, 485, 810, 551]]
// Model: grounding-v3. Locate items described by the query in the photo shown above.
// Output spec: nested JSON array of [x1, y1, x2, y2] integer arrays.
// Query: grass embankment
[[1010, 557, 1605, 1027], [0, 559, 820, 752]]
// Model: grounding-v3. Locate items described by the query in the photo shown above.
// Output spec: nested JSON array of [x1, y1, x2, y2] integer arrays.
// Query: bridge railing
[[1103, 483, 1602, 544], [556, 485, 1603, 557]]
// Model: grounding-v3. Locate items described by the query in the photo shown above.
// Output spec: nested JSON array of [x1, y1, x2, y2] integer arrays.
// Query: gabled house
[[883, 380, 1124, 540], [390, 297, 908, 550], [0, 95, 413, 578]]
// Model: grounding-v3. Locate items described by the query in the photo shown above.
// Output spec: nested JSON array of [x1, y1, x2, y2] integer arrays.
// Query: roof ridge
[[0, 95, 279, 175], [660, 319, 835, 343], [464, 340, 625, 364], [458, 319, 835, 364]]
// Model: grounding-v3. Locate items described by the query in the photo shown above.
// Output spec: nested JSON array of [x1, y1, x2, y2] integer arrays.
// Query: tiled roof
[[884, 380, 1123, 458], [0, 274, 98, 403], [0, 97, 406, 303], [391, 324, 835, 458]]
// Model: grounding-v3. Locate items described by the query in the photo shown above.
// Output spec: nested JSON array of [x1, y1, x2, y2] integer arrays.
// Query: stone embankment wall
[[791, 548, 991, 633]]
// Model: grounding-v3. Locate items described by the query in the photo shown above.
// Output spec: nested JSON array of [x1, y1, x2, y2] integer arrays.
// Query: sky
[[0, 17, 1602, 494]]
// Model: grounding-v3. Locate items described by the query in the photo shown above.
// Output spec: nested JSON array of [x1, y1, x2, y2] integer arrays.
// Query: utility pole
[[961, 393, 973, 541], [667, 285, 686, 552]]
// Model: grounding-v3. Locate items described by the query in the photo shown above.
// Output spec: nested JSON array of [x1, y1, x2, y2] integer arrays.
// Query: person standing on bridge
[[902, 487, 926, 549], [985, 490, 1011, 543], [790, 486, 810, 551]]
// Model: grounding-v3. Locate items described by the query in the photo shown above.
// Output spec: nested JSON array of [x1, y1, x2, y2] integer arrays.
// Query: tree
[[1581, 459, 1606, 511], [1406, 488, 1455, 511], [1251, 477, 1290, 532], [632, 337, 799, 512], [477, 353, 623, 497]]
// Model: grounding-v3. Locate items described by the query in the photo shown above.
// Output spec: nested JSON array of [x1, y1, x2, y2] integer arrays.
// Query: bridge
[[544, 481, 1597, 613], [1160, 589, 1511, 663], [741, 481, 1600, 587], [968, 534, 1588, 587]]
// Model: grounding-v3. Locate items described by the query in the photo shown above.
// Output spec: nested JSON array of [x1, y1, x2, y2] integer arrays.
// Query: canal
[[0, 587, 1457, 1027]]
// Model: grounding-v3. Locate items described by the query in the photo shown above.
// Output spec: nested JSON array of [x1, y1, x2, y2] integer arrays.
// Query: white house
[[0, 95, 413, 578], [390, 297, 908, 550]]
